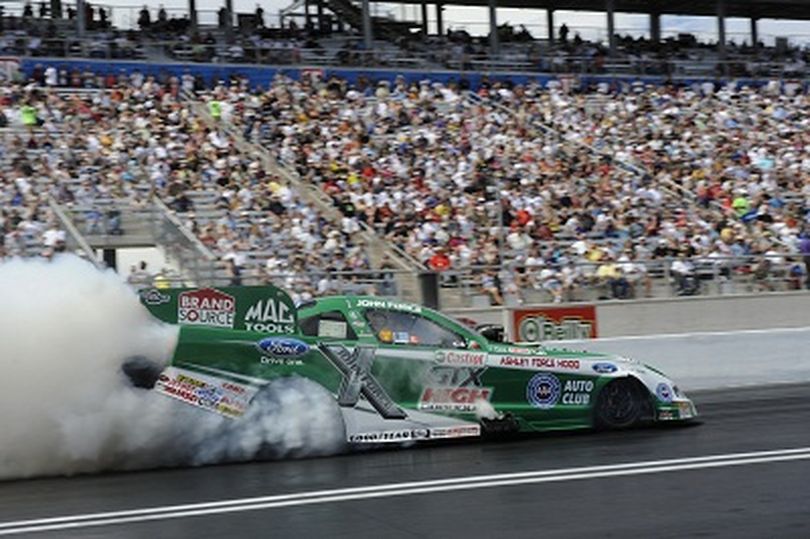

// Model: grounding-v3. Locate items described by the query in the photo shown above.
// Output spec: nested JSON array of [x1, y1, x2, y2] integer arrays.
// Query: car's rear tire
[[245, 377, 347, 458], [121, 356, 163, 389], [595, 378, 649, 429]]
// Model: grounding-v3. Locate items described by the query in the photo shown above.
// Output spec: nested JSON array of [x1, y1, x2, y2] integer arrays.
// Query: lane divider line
[[1, 447, 810, 536]]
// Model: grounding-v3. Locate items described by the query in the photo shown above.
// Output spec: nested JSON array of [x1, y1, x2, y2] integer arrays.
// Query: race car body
[[137, 286, 697, 444]]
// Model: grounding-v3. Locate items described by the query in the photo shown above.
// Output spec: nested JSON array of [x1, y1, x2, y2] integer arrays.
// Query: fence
[[436, 254, 809, 309]]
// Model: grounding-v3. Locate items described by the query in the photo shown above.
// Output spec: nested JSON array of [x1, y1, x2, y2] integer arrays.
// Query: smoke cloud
[[0, 256, 345, 480]]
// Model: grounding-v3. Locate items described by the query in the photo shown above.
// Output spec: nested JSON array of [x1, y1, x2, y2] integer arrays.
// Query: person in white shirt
[[671, 254, 697, 295]]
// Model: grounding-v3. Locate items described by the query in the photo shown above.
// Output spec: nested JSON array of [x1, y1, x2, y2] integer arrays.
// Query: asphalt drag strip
[[2, 447, 810, 535], [1, 382, 809, 538]]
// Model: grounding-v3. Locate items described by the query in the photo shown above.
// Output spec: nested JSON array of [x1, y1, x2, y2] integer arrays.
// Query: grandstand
[[0, 0, 807, 308]]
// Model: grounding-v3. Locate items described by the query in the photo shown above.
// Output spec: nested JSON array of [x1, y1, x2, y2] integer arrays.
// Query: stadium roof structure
[[385, 0, 810, 21]]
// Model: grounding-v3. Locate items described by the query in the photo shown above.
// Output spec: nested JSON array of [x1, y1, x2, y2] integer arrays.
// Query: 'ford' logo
[[592, 362, 618, 374], [256, 337, 310, 358]]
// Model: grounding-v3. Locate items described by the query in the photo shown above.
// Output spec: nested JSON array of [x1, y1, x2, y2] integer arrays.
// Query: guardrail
[[434, 254, 808, 308], [8, 35, 810, 81], [46, 197, 100, 265], [130, 267, 404, 298], [150, 197, 220, 286]]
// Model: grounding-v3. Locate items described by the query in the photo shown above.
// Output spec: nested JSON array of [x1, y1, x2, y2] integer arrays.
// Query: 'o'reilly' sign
[[178, 288, 236, 328]]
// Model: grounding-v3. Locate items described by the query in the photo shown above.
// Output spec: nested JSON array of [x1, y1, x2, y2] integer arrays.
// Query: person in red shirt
[[428, 248, 451, 272]]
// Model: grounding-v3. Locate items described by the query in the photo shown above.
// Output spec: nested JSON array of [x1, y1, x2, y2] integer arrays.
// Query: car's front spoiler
[[656, 399, 698, 421]]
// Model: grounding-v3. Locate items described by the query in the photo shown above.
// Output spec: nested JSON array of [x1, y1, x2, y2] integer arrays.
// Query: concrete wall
[[595, 291, 810, 337], [556, 327, 810, 391], [447, 291, 810, 339]]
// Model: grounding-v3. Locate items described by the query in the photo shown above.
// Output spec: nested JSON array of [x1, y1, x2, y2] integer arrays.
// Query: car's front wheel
[[595, 378, 649, 429]]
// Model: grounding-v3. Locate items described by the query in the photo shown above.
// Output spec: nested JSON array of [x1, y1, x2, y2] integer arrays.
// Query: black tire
[[595, 378, 649, 429], [244, 377, 347, 458], [121, 356, 163, 389], [480, 413, 520, 438]]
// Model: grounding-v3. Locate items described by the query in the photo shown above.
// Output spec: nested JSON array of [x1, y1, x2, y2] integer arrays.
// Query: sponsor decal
[[435, 350, 486, 367], [592, 362, 618, 374], [349, 426, 480, 443], [155, 371, 251, 417], [140, 288, 170, 306], [498, 356, 580, 370], [419, 386, 493, 412], [411, 428, 431, 440], [320, 344, 407, 420], [356, 298, 422, 313], [256, 337, 309, 358], [394, 331, 410, 344], [526, 373, 561, 409], [561, 379, 594, 406], [513, 306, 598, 341], [658, 410, 676, 421], [178, 288, 235, 328], [245, 298, 296, 334], [656, 383, 673, 403], [349, 430, 413, 443], [428, 425, 481, 439]]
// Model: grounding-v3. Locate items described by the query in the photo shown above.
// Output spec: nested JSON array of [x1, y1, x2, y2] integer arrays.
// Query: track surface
[[1, 383, 809, 538]]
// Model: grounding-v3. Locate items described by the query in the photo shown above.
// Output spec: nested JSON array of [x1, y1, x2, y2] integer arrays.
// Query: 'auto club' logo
[[178, 288, 235, 328], [526, 373, 561, 409]]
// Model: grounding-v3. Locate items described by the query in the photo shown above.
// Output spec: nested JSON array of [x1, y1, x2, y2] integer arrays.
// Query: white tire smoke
[[0, 256, 345, 480]]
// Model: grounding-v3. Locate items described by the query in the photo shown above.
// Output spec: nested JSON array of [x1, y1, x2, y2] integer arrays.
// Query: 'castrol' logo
[[178, 288, 235, 328], [435, 350, 486, 367]]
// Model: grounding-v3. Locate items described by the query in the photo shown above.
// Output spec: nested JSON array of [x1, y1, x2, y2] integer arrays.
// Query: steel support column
[[77, 0, 85, 37], [488, 0, 499, 57], [750, 17, 758, 47], [547, 9, 554, 43], [717, 0, 727, 57], [650, 11, 661, 43], [421, 1, 428, 34], [225, 0, 233, 39], [317, 0, 324, 32], [606, 0, 616, 55], [362, 0, 373, 49], [189, 0, 197, 32]]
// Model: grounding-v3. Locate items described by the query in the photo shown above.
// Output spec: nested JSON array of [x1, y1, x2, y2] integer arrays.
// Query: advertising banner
[[139, 285, 298, 334], [512, 305, 598, 341]]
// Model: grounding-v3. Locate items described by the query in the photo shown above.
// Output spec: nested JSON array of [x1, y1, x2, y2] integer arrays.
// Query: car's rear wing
[[139, 285, 299, 334]]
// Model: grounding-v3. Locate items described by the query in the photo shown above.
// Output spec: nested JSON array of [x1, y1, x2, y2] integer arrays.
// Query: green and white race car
[[129, 285, 697, 445]]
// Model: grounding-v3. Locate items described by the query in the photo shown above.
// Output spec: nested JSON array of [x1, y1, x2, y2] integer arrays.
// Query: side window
[[299, 311, 357, 340], [364, 309, 466, 348]]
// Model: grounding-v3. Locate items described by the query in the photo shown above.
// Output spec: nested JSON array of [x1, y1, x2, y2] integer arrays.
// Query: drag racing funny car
[[128, 285, 697, 445]]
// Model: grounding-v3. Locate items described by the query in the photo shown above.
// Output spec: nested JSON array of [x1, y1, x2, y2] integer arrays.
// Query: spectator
[[800, 234, 810, 290], [138, 5, 151, 29], [672, 253, 699, 296]]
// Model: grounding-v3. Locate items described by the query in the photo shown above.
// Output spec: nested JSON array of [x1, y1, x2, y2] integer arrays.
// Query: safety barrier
[[445, 290, 810, 339]]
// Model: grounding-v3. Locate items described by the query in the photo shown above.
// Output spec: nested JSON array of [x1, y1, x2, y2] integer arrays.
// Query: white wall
[[447, 291, 810, 339]]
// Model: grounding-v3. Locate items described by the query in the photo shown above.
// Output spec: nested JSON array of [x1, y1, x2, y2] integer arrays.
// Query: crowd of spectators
[[0, 71, 374, 302], [1, 66, 808, 304], [195, 72, 809, 302], [1, 1, 809, 79]]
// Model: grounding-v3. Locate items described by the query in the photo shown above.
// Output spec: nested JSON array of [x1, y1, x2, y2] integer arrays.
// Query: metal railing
[[151, 197, 219, 286], [131, 267, 405, 299], [6, 35, 810, 80], [435, 254, 809, 308], [47, 196, 100, 265]]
